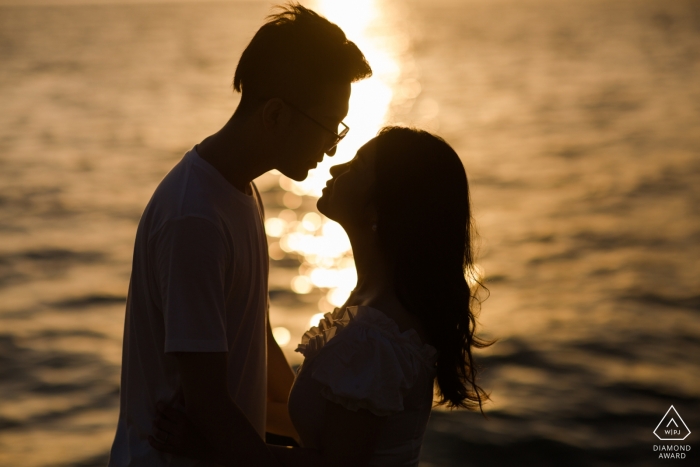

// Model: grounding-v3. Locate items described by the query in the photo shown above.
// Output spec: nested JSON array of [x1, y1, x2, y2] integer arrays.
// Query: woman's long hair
[[373, 126, 492, 412]]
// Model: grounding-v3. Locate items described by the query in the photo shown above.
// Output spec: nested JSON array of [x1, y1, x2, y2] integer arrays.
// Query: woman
[[150, 126, 491, 466]]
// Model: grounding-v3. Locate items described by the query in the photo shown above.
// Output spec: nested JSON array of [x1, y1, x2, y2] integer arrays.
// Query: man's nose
[[325, 145, 338, 157]]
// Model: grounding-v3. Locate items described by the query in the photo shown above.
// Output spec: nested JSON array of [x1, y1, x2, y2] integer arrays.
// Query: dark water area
[[0, 0, 699, 466]]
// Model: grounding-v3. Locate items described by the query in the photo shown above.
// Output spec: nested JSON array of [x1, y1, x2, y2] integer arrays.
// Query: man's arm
[[174, 351, 282, 467], [266, 321, 299, 441], [153, 355, 383, 467]]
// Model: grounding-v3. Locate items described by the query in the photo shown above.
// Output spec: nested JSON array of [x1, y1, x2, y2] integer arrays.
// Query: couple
[[109, 4, 489, 467]]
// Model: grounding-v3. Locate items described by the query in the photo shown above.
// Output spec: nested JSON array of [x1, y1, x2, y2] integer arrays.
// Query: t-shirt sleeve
[[153, 216, 229, 353]]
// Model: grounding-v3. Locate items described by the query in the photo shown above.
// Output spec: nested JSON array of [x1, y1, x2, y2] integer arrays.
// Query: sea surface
[[0, 0, 698, 466]]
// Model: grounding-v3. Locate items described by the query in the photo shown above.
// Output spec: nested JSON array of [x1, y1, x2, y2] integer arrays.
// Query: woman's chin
[[316, 196, 328, 214], [316, 196, 333, 219]]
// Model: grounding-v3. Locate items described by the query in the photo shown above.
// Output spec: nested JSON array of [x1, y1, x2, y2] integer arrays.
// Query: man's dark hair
[[233, 3, 372, 114]]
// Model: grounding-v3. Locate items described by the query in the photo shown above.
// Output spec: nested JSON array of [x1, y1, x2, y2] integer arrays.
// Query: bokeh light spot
[[291, 275, 313, 294], [278, 209, 298, 223], [272, 326, 291, 346], [268, 242, 285, 261], [264, 217, 286, 238], [309, 312, 326, 328], [283, 192, 303, 209], [302, 212, 323, 232], [327, 287, 351, 307]]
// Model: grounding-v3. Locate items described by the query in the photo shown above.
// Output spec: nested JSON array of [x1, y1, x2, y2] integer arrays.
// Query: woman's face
[[317, 139, 377, 230]]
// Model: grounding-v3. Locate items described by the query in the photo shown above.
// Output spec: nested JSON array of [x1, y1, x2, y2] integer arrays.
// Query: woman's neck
[[349, 248, 428, 342], [344, 228, 396, 308]]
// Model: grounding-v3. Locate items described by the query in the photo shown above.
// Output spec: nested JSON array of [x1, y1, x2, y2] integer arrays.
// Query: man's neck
[[197, 115, 269, 195]]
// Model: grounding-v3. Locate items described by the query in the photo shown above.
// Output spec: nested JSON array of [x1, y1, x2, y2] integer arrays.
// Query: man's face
[[274, 82, 351, 181]]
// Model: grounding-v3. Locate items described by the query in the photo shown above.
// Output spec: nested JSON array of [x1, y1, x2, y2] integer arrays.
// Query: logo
[[654, 405, 691, 441]]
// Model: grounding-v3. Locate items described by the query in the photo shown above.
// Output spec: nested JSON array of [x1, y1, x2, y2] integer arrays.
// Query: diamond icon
[[653, 405, 691, 441]]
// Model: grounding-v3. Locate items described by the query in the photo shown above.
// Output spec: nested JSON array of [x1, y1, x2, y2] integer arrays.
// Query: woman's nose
[[329, 162, 348, 175]]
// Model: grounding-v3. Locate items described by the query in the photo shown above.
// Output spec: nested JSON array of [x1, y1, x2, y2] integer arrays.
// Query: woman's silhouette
[[150, 127, 492, 466]]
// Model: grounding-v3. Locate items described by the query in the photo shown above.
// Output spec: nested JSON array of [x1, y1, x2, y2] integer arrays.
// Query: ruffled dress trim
[[295, 306, 355, 360], [295, 305, 438, 416], [295, 306, 437, 362]]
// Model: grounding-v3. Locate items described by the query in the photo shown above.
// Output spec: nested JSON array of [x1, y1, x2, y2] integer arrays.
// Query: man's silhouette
[[108, 5, 371, 466]]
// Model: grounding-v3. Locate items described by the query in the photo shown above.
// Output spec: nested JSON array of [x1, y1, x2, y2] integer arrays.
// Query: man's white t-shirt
[[109, 148, 269, 466]]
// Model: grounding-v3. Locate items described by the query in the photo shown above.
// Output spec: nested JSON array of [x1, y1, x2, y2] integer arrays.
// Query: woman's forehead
[[354, 139, 378, 162]]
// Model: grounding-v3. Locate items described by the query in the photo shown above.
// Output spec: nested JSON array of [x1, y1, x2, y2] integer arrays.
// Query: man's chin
[[278, 168, 309, 182], [288, 171, 307, 182]]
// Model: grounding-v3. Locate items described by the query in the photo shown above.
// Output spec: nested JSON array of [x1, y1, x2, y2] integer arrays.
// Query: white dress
[[288, 305, 438, 466]]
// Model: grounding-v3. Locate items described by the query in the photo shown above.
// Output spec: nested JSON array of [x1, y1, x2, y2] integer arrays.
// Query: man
[[108, 4, 371, 466]]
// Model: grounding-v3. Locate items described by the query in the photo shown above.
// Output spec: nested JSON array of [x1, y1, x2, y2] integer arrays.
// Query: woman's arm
[[267, 399, 388, 467], [151, 397, 386, 467], [321, 400, 387, 466], [167, 352, 282, 467], [267, 445, 324, 467], [151, 400, 314, 466]]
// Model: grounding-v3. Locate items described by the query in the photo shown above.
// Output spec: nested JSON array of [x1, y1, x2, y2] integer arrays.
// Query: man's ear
[[261, 98, 291, 134]]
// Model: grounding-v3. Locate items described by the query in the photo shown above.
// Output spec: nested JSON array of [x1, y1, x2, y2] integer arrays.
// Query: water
[[0, 0, 699, 466]]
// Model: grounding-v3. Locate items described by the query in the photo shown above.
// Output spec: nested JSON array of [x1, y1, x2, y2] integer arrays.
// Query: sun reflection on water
[[262, 0, 417, 327]]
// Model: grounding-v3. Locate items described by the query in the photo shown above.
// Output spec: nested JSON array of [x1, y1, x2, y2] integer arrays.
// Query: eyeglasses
[[285, 101, 350, 153]]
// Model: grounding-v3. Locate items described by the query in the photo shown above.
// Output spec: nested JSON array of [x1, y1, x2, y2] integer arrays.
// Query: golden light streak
[[266, 0, 419, 323]]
